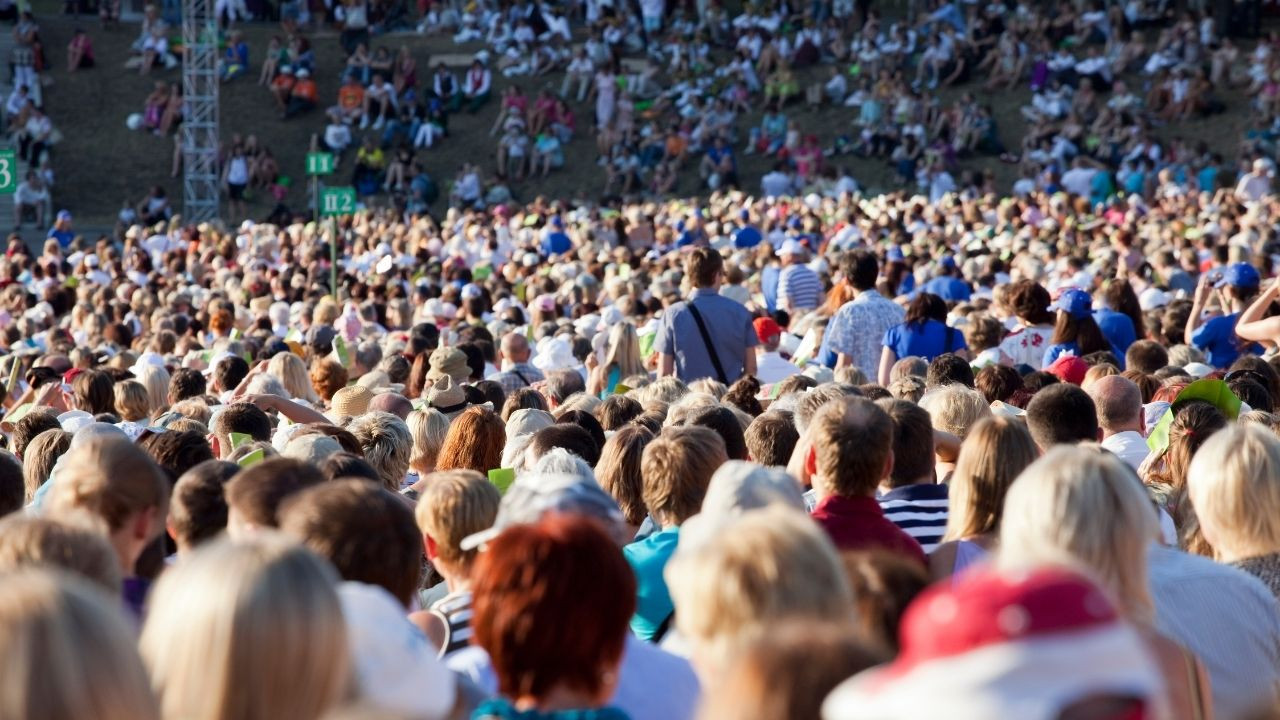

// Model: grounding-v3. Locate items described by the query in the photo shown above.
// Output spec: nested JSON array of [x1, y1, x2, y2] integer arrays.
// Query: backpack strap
[[686, 302, 729, 384]]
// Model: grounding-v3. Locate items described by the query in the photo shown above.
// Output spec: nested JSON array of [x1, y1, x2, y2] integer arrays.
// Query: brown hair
[[436, 407, 506, 474], [944, 416, 1039, 541], [224, 458, 324, 529], [641, 426, 726, 526], [47, 436, 170, 533], [686, 247, 725, 288], [73, 370, 115, 415], [595, 425, 654, 527], [743, 411, 799, 467], [168, 460, 238, 550], [877, 399, 934, 487], [22, 429, 71, 503], [0, 515, 123, 592], [11, 409, 61, 458], [279, 479, 423, 608], [811, 398, 893, 497], [841, 550, 930, 655], [501, 387, 550, 421], [414, 469, 500, 572]]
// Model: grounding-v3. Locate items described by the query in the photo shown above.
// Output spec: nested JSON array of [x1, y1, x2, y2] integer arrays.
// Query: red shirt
[[810, 494, 927, 566]]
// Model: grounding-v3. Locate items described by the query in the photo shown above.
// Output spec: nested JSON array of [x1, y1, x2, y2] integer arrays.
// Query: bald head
[[368, 392, 413, 420], [501, 332, 531, 364], [1087, 375, 1143, 434]]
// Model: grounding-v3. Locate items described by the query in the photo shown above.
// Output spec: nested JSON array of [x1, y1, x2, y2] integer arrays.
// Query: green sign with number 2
[[0, 150, 16, 194], [320, 187, 356, 217]]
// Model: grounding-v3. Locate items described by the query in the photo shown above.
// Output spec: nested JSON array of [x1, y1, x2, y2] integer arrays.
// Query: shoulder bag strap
[[511, 368, 530, 387], [686, 302, 729, 384]]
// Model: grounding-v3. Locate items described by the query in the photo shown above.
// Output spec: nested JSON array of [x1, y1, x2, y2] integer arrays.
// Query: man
[[1025, 383, 1100, 452], [699, 136, 738, 189], [743, 411, 798, 467], [760, 161, 793, 198], [824, 250, 905, 374], [752, 317, 796, 384], [626, 426, 727, 641], [1186, 261, 1262, 368], [919, 256, 972, 302], [656, 247, 757, 384], [1235, 157, 1271, 204], [224, 457, 325, 536], [776, 239, 822, 315], [1088, 375, 1149, 470], [487, 332, 545, 394], [1060, 156, 1098, 198], [806, 397, 926, 565], [875, 399, 948, 553], [209, 402, 271, 459], [1125, 339, 1168, 374], [13, 169, 48, 229]]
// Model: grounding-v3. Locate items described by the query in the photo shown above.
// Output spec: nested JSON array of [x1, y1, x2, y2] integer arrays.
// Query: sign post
[[319, 186, 353, 300], [305, 151, 335, 175], [0, 150, 17, 195]]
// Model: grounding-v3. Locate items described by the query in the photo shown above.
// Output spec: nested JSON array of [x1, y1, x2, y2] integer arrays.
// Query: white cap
[[778, 239, 805, 256]]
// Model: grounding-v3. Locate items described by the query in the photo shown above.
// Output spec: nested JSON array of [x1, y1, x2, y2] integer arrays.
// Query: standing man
[[487, 332, 545, 394], [776, 239, 822, 317], [1088, 375, 1149, 471], [657, 247, 757, 384], [824, 250, 905, 374]]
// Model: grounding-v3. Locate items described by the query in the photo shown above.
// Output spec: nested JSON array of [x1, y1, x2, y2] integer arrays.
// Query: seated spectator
[[66, 27, 94, 71], [283, 68, 318, 119]]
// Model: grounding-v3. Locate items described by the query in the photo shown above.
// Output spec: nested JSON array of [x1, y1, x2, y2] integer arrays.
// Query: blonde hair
[[133, 363, 171, 414], [604, 322, 645, 379], [0, 515, 122, 593], [140, 535, 351, 720], [688, 378, 728, 400], [0, 568, 159, 720], [23, 428, 70, 503], [554, 392, 603, 418], [414, 469, 500, 572], [666, 507, 853, 674], [268, 352, 320, 404], [999, 445, 1159, 622], [114, 380, 153, 422], [1188, 425, 1280, 562], [406, 408, 450, 475], [944, 416, 1038, 541], [918, 385, 991, 439]]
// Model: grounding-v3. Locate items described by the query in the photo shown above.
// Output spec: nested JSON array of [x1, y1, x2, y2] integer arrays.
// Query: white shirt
[[760, 170, 793, 198], [1061, 167, 1097, 197], [1100, 429, 1149, 470], [755, 350, 797, 384]]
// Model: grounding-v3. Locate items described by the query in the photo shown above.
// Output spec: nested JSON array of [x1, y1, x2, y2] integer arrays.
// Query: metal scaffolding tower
[[181, 0, 220, 223]]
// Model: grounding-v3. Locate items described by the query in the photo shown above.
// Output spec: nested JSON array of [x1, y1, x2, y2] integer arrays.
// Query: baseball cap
[[1214, 262, 1260, 289], [1046, 354, 1089, 385], [1048, 288, 1093, 319], [1138, 287, 1171, 312], [460, 471, 623, 551], [753, 316, 783, 343], [778, 239, 805, 256]]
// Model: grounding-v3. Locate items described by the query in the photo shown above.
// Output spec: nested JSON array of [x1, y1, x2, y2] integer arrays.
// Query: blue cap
[[1214, 262, 1260, 289], [938, 255, 957, 270], [551, 216, 564, 228], [1049, 289, 1093, 319], [886, 247, 905, 262]]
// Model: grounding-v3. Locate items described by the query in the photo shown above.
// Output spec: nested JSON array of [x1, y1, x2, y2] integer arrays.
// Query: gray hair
[[347, 411, 412, 492]]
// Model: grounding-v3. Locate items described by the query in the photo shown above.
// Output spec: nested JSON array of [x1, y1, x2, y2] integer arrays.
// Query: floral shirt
[[824, 290, 905, 375]]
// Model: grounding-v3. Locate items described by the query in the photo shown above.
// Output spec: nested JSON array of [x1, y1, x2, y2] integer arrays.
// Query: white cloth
[[1100, 430, 1149, 470], [755, 350, 798, 384]]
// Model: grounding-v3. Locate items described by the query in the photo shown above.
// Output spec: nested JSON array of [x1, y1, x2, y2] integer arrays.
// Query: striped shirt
[[878, 484, 949, 554], [777, 263, 823, 312], [429, 589, 474, 658]]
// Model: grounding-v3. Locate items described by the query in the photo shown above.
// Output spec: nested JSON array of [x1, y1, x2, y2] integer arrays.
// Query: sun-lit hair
[[406, 407, 450, 475], [918, 384, 991, 439], [268, 352, 320, 404], [140, 535, 351, 720], [943, 416, 1038, 542], [999, 445, 1159, 622], [435, 406, 506, 474], [414, 469, 500, 575], [132, 363, 171, 413], [0, 568, 159, 720], [114, 380, 152, 422], [1188, 425, 1280, 562], [347, 411, 412, 492], [0, 515, 122, 593]]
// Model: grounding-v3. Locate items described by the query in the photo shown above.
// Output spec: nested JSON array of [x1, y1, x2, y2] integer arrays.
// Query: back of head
[[842, 249, 879, 292], [48, 435, 170, 533], [0, 515, 122, 592], [641, 425, 728, 527], [279, 479, 422, 608], [1087, 375, 1143, 433], [744, 411, 799, 467], [842, 549, 931, 655], [212, 403, 273, 450], [999, 445, 1158, 621], [12, 408, 61, 457], [529, 423, 600, 467], [0, 450, 22, 518], [347, 411, 413, 492], [945, 416, 1039, 541], [925, 353, 975, 389], [686, 246, 725, 288], [1125, 340, 1169, 375], [415, 469, 500, 575], [319, 451, 382, 485], [876, 399, 935, 487], [688, 405, 748, 461], [1026, 383, 1099, 450], [140, 535, 350, 720], [224, 458, 325, 532], [598, 394, 643, 431], [73, 369, 115, 415], [139, 429, 215, 482], [594, 425, 654, 528], [810, 397, 894, 498], [0, 568, 159, 720], [794, 382, 860, 434], [1188, 424, 1280, 563], [169, 460, 239, 551]]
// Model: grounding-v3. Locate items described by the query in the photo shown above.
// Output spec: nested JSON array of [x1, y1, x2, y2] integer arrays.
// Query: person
[[139, 536, 351, 720], [586, 322, 645, 397], [918, 256, 971, 302], [0, 568, 160, 720], [462, 59, 492, 113], [13, 169, 49, 229], [488, 332, 545, 394], [1088, 375, 1150, 470], [1235, 157, 1272, 203], [283, 68, 318, 119], [625, 425, 726, 641], [875, 399, 948, 553], [930, 416, 1038, 580], [750, 316, 797, 385], [1187, 261, 1262, 368], [655, 248, 757, 384], [775, 239, 821, 315], [66, 27, 94, 71], [999, 445, 1213, 719], [806, 397, 926, 565], [469, 514, 634, 720], [47, 209, 73, 249], [1025, 383, 1100, 451], [878, 293, 967, 385], [168, 459, 237, 555], [1188, 425, 1280, 597], [998, 280, 1057, 370], [1042, 288, 1114, 367], [825, 250, 905, 375]]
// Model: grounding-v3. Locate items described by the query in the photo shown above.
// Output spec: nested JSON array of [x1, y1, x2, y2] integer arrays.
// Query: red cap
[[1046, 355, 1089, 386], [753, 317, 782, 343]]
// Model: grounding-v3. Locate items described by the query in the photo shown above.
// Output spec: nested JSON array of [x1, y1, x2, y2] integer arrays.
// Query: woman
[[221, 143, 250, 219], [140, 536, 350, 720], [114, 379, 152, 422], [1189, 424, 1280, 597], [1000, 445, 1213, 719], [267, 352, 319, 404], [1096, 277, 1145, 358], [470, 514, 634, 720], [1141, 400, 1227, 556], [435, 406, 505, 474], [406, 407, 449, 480], [1042, 288, 1113, 367], [393, 45, 417, 97], [586, 321, 645, 397], [929, 416, 1038, 580], [594, 425, 653, 538], [877, 292, 967, 385], [997, 280, 1056, 370], [132, 362, 170, 412], [0, 568, 159, 720]]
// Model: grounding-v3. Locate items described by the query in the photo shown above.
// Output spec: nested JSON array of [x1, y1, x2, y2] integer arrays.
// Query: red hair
[[471, 514, 636, 700]]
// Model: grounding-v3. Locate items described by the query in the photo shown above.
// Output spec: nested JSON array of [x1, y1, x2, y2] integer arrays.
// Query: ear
[[209, 434, 221, 458], [424, 533, 439, 561], [1096, 427, 1104, 442], [133, 506, 158, 542], [805, 444, 817, 477]]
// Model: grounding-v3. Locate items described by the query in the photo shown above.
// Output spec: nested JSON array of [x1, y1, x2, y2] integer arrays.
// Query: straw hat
[[426, 376, 469, 420], [330, 385, 374, 420], [426, 347, 470, 384]]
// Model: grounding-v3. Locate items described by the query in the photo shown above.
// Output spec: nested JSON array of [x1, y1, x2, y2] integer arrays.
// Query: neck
[[514, 685, 605, 713]]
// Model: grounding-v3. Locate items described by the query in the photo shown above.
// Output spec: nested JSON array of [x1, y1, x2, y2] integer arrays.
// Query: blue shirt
[[48, 227, 73, 249], [761, 265, 780, 313], [1093, 308, 1136, 357], [1191, 313, 1260, 368], [541, 230, 572, 255], [882, 319, 967, 362], [623, 526, 680, 641], [1042, 341, 1079, 367], [920, 275, 972, 302], [654, 289, 756, 383]]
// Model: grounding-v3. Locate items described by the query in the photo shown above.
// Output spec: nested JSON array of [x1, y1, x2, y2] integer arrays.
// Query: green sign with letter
[[320, 187, 356, 217]]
